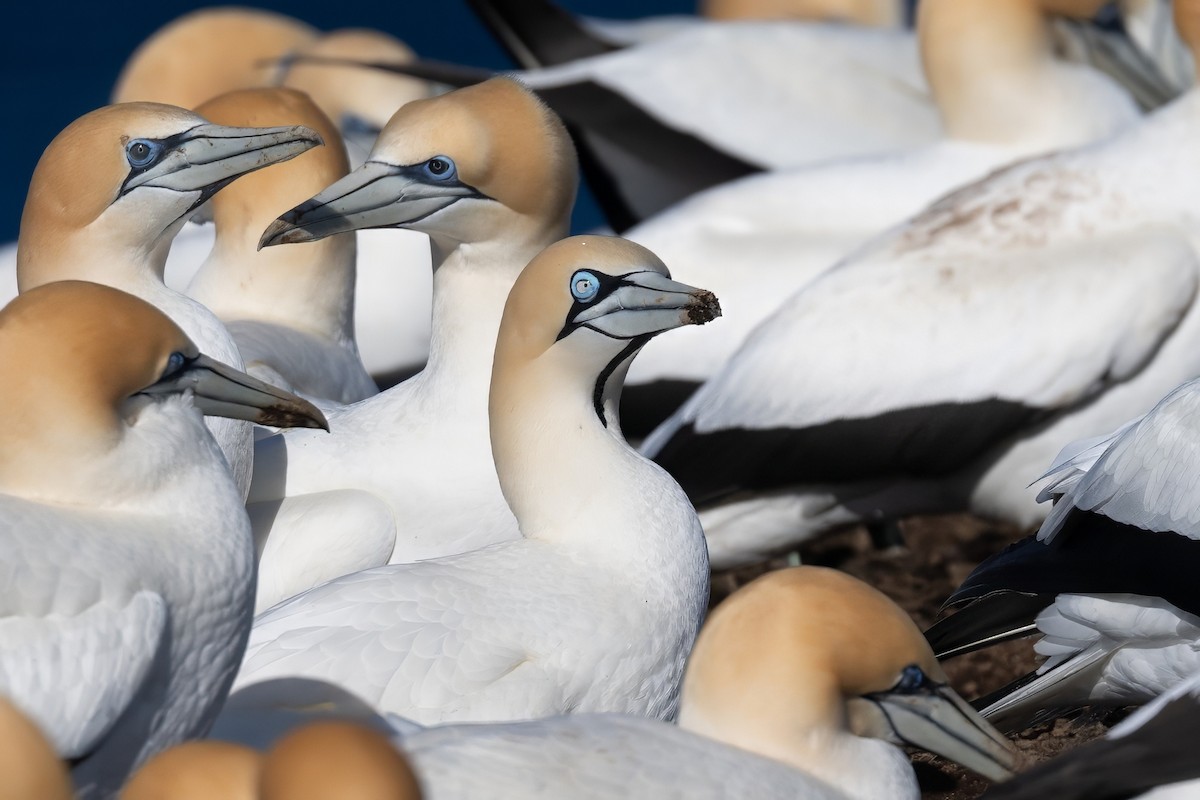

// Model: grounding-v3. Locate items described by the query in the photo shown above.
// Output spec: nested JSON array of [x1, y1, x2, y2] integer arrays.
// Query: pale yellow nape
[[1175, 0, 1200, 79], [918, 0, 1110, 143], [111, 7, 319, 109], [701, 0, 901, 26], [259, 721, 423, 800], [195, 87, 347, 248], [16, 102, 208, 292], [679, 567, 945, 760], [0, 281, 196, 492], [284, 29, 430, 131], [494, 235, 665, 367], [0, 698, 73, 800], [373, 78, 578, 232], [120, 741, 262, 800]]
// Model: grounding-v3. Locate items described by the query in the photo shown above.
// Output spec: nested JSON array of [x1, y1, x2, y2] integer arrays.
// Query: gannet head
[[283, 29, 431, 136], [0, 282, 327, 500], [0, 698, 72, 800], [194, 88, 348, 252], [120, 742, 261, 800], [111, 7, 319, 109], [259, 77, 577, 252], [490, 235, 719, 451], [260, 722, 422, 800], [700, 0, 902, 27], [1176, 0, 1200, 79], [17, 102, 322, 291], [679, 567, 1017, 784]]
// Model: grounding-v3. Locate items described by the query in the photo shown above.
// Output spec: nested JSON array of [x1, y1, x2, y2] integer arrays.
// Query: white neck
[[421, 236, 552, 393], [190, 230, 359, 347], [490, 343, 708, 591]]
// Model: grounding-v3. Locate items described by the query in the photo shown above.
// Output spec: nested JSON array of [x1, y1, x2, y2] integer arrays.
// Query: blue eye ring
[[895, 665, 927, 693], [126, 139, 159, 168], [163, 352, 186, 378], [570, 270, 600, 303], [423, 155, 457, 181]]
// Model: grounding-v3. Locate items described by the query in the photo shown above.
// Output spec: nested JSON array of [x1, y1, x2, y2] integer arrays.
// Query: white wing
[[236, 545, 590, 724], [1034, 418, 1141, 503], [0, 592, 165, 758], [646, 156, 1199, 502], [1039, 379, 1200, 542], [403, 714, 828, 800]]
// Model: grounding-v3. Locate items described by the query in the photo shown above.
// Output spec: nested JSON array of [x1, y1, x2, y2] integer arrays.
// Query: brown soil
[[708, 513, 1117, 799]]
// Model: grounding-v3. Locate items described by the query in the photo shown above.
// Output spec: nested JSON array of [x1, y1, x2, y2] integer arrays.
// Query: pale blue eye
[[164, 352, 186, 377], [896, 665, 926, 693], [126, 139, 159, 168], [571, 270, 600, 302], [423, 156, 457, 181]]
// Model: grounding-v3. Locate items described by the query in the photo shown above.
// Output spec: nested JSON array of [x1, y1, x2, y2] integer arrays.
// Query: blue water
[[0, 0, 695, 243]]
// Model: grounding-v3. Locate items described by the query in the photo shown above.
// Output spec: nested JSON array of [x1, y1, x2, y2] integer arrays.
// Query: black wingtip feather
[[465, 0, 620, 69]]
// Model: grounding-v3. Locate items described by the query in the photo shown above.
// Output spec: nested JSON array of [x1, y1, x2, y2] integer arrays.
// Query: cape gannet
[[0, 697, 73, 800], [616, 0, 1142, 434], [925, 376, 1200, 732], [186, 87, 376, 405], [981, 667, 1200, 799], [0, 281, 326, 799], [396, 566, 1015, 799], [246, 77, 578, 611], [642, 0, 1200, 569], [231, 236, 719, 726], [110, 9, 435, 383], [16, 102, 320, 499], [120, 741, 261, 800]]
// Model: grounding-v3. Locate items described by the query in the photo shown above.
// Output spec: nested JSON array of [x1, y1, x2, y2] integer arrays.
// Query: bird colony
[[5, 0, 1200, 797]]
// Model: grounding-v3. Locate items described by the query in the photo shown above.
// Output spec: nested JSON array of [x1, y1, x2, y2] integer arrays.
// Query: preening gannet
[[186, 87, 376, 405], [394, 567, 1014, 799], [16, 102, 320, 500], [232, 236, 719, 727], [642, 0, 1200, 569], [618, 0, 1141, 434], [246, 77, 577, 611], [0, 281, 325, 799], [925, 376, 1200, 732], [0, 697, 72, 800]]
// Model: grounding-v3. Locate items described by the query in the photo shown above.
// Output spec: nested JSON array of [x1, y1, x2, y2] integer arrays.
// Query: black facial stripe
[[864, 685, 1003, 763], [117, 125, 204, 196], [592, 336, 649, 427]]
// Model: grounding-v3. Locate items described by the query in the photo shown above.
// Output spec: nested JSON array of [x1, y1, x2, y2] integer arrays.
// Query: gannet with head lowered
[[397, 567, 1015, 799], [0, 281, 325, 799], [231, 236, 719, 727], [16, 102, 321, 499]]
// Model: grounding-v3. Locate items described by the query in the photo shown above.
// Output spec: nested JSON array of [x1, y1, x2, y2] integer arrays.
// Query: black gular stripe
[[592, 336, 649, 428], [926, 508, 1200, 659], [653, 399, 1047, 507], [981, 689, 1200, 800]]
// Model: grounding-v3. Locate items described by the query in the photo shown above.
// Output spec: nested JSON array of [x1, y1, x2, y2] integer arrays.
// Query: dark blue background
[[0, 1, 695, 242]]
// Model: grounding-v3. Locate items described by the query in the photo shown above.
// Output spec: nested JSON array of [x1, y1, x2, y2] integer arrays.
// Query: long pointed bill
[[566, 271, 721, 341], [859, 683, 1017, 783], [121, 123, 323, 197], [258, 160, 488, 248], [140, 354, 329, 431]]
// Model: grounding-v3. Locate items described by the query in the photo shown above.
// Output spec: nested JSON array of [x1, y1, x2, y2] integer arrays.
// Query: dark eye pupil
[[131, 143, 149, 159], [429, 159, 447, 174]]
